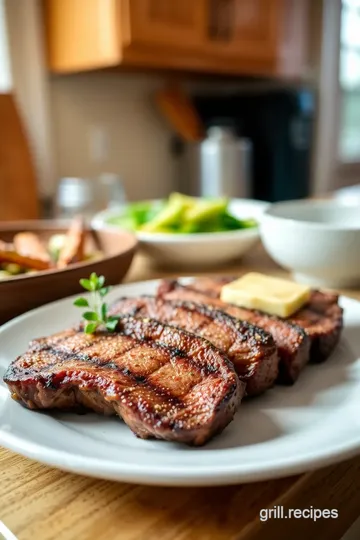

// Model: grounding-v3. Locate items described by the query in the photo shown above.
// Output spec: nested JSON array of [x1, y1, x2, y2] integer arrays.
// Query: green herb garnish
[[74, 272, 119, 334]]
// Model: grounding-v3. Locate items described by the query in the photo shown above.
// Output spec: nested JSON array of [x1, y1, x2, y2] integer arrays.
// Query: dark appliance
[[193, 88, 315, 202]]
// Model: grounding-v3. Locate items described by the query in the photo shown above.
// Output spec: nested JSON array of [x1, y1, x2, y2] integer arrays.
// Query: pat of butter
[[220, 273, 311, 317]]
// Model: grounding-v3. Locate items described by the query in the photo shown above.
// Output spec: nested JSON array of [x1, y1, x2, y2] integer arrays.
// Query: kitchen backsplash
[[50, 73, 177, 201]]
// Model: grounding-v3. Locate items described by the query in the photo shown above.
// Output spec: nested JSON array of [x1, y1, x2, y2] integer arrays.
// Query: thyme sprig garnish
[[74, 272, 119, 333]]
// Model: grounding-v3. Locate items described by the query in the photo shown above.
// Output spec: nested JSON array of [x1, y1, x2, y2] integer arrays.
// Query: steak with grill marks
[[289, 289, 343, 362], [109, 296, 279, 396], [3, 316, 243, 446], [186, 277, 344, 363], [157, 279, 311, 384]]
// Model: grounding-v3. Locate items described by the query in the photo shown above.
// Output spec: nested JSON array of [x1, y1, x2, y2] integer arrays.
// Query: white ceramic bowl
[[92, 199, 268, 266], [260, 200, 360, 288]]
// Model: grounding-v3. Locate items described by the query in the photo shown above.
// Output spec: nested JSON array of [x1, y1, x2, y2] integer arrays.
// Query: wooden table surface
[[1, 247, 360, 540]]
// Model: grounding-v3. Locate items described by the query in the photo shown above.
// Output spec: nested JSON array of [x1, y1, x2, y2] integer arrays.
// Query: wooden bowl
[[0, 221, 138, 324]]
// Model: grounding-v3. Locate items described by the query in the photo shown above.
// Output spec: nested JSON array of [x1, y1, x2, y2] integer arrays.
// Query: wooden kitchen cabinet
[[44, 0, 309, 77], [123, 0, 206, 50], [201, 0, 308, 77]]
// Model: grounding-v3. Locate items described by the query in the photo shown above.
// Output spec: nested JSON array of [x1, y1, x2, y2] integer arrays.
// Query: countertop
[[1, 246, 360, 540]]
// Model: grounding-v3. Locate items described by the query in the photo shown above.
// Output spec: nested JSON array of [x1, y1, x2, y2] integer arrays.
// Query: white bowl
[[260, 200, 360, 288], [92, 199, 268, 266]]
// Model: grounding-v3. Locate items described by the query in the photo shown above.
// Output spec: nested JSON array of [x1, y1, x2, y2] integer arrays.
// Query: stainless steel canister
[[199, 126, 252, 199]]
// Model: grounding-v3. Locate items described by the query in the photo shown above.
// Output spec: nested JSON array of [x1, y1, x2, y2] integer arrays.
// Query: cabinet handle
[[208, 0, 235, 41]]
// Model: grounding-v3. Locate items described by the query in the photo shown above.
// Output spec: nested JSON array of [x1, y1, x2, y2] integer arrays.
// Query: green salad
[[106, 193, 257, 234]]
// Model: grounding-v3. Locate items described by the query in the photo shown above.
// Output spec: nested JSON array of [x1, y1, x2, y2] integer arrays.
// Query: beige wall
[[50, 73, 176, 201]]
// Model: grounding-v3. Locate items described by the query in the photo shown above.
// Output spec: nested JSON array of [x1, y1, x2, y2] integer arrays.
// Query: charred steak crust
[[289, 289, 344, 363], [4, 316, 243, 446], [187, 276, 344, 364], [157, 279, 311, 384], [110, 296, 279, 396]]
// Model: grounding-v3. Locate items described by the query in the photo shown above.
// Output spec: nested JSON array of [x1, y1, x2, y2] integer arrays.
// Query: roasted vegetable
[[0, 250, 52, 271], [57, 217, 86, 268], [14, 232, 51, 263]]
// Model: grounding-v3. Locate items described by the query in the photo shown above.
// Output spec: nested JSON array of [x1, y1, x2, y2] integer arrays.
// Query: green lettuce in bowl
[[106, 193, 257, 234]]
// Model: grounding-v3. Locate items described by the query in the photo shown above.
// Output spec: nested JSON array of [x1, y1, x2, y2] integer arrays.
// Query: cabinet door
[[45, 0, 121, 72], [122, 0, 206, 50], [205, 0, 281, 59]]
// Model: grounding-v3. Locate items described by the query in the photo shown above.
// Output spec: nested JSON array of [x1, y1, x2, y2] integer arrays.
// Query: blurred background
[[0, 0, 359, 220]]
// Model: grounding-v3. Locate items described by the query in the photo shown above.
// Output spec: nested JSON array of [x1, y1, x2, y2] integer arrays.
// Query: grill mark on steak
[[4, 316, 243, 446], [55, 345, 181, 398], [187, 276, 344, 364], [157, 279, 310, 384], [32, 329, 220, 380], [43, 345, 187, 407], [109, 296, 279, 396]]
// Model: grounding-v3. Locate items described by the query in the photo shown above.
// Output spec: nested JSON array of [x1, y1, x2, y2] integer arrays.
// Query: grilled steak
[[289, 289, 343, 362], [4, 316, 243, 446], [157, 280, 310, 384], [187, 277, 344, 363], [109, 296, 279, 396]]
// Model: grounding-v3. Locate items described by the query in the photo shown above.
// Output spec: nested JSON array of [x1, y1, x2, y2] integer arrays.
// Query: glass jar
[[55, 177, 94, 221]]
